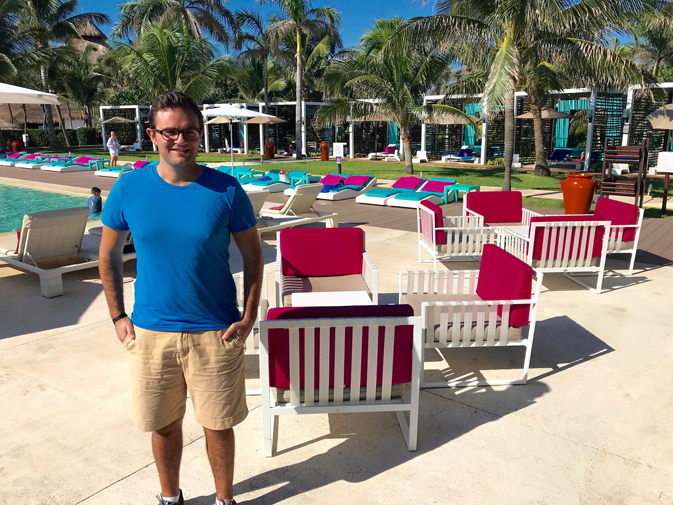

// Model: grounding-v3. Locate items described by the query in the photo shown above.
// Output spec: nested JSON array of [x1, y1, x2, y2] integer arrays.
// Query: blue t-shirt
[[88, 195, 102, 214], [102, 165, 257, 331]]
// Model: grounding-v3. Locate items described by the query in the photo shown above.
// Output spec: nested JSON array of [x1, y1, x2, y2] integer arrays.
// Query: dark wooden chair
[[600, 138, 649, 207]]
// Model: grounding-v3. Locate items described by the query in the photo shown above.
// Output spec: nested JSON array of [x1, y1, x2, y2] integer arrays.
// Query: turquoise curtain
[[464, 103, 481, 146], [555, 99, 590, 148], [388, 122, 398, 145], [239, 122, 245, 148]]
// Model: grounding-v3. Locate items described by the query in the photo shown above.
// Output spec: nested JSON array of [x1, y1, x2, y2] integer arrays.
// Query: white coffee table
[[291, 290, 373, 307]]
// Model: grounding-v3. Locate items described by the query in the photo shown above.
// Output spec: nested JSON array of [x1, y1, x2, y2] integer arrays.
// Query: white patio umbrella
[[202, 105, 281, 166], [0, 82, 60, 105]]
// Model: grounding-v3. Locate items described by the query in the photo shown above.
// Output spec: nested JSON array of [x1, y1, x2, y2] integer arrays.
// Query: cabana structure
[[202, 103, 259, 154], [99, 105, 151, 151], [622, 82, 673, 169]]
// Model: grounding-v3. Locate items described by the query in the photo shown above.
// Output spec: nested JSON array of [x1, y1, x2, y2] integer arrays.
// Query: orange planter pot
[[560, 173, 597, 214], [320, 141, 329, 161]]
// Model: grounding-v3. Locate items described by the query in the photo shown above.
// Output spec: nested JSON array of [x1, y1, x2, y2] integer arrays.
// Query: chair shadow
[[187, 316, 608, 505]]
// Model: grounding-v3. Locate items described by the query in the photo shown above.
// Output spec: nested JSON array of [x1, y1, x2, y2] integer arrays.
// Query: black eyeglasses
[[153, 128, 202, 141]]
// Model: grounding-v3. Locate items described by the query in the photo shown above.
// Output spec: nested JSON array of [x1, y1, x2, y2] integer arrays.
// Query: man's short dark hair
[[91, 187, 101, 194], [147, 91, 203, 130]]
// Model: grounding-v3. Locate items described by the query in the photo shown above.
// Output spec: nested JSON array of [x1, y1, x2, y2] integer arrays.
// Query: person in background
[[88, 187, 102, 214], [107, 131, 120, 167]]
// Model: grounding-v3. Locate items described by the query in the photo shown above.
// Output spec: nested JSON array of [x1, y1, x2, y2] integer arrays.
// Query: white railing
[[362, 252, 378, 304]]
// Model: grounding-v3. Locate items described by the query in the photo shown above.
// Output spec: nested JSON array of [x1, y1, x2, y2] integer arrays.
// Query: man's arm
[[99, 225, 135, 343], [223, 227, 264, 342]]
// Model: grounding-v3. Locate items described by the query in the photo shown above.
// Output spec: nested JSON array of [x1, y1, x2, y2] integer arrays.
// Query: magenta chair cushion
[[134, 160, 150, 169], [419, 201, 447, 245], [383, 146, 396, 154], [593, 197, 639, 242], [8, 152, 22, 158], [529, 215, 606, 260], [466, 191, 523, 224], [72, 156, 93, 164], [321, 174, 345, 185], [343, 175, 370, 187], [476, 244, 532, 327], [392, 176, 424, 190], [266, 304, 415, 388], [280, 227, 364, 277], [421, 180, 454, 194]]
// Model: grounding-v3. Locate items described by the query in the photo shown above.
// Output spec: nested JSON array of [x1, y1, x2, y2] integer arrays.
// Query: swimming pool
[[0, 183, 102, 233]]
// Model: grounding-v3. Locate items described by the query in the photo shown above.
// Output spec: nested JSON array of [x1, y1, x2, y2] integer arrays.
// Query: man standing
[[99, 91, 263, 505]]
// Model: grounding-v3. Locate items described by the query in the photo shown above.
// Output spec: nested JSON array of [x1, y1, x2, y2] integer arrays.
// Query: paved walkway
[[1, 223, 672, 505]]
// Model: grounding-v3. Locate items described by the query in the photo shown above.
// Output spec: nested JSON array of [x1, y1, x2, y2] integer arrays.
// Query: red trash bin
[[320, 141, 329, 161], [265, 142, 275, 159]]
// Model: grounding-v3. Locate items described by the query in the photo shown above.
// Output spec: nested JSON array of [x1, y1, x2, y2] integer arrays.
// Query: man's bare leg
[[153, 416, 184, 497], [204, 427, 235, 502]]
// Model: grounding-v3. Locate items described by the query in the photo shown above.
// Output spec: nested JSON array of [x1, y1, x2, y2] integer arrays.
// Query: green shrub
[[57, 130, 78, 146], [1, 129, 79, 148], [77, 127, 102, 146], [494, 157, 505, 166]]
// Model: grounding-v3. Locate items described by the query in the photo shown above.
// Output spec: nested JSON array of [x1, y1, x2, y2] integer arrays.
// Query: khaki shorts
[[124, 327, 248, 432]]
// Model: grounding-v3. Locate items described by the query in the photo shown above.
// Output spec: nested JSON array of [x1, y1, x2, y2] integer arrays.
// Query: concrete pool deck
[[1, 208, 672, 504]]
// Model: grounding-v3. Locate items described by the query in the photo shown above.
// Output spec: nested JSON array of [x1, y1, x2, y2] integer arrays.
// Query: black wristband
[[112, 313, 128, 324]]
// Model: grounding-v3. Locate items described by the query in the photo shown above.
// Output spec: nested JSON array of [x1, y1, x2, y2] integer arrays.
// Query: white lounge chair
[[257, 184, 338, 236], [384, 149, 402, 162], [0, 208, 133, 297], [442, 145, 475, 162], [245, 189, 270, 217], [412, 151, 429, 164], [368, 144, 398, 160]]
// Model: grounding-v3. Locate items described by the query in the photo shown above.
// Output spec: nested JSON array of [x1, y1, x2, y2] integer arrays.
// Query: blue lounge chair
[[241, 169, 290, 193], [388, 178, 457, 208], [355, 176, 426, 206], [317, 174, 377, 201]]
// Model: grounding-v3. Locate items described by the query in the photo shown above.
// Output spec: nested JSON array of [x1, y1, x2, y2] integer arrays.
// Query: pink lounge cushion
[[266, 304, 415, 388], [528, 215, 606, 260], [343, 175, 370, 187], [383, 146, 396, 154], [419, 201, 447, 245], [270, 204, 285, 211], [23, 154, 41, 160], [8, 152, 23, 158], [476, 244, 532, 327], [321, 174, 345, 185], [392, 176, 424, 190], [134, 160, 150, 169], [594, 197, 639, 241], [280, 227, 364, 277], [421, 180, 454, 194], [466, 191, 523, 225], [72, 156, 93, 164]]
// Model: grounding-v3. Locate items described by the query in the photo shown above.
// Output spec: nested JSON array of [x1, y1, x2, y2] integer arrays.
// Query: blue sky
[[78, 0, 435, 51]]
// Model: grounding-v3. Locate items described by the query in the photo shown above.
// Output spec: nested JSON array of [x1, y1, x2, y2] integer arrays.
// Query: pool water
[[0, 183, 102, 233]]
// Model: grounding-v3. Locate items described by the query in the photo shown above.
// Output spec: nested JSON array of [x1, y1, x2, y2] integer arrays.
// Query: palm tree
[[628, 2, 673, 77], [399, 0, 647, 188], [0, 0, 27, 78], [235, 9, 276, 153], [112, 0, 236, 46], [317, 17, 471, 175], [111, 20, 229, 102], [267, 0, 341, 160], [54, 45, 107, 128], [17, 0, 108, 148], [233, 59, 286, 103]]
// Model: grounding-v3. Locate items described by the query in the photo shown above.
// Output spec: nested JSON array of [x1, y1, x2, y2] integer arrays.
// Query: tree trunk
[[263, 58, 269, 157], [502, 89, 515, 191], [295, 52, 302, 160], [66, 103, 73, 129], [400, 125, 413, 175], [55, 105, 71, 147], [21, 104, 27, 133], [7, 104, 13, 123], [40, 64, 60, 149], [532, 106, 550, 177]]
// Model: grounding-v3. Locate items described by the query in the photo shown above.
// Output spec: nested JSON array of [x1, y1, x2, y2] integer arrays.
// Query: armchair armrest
[[522, 208, 542, 225], [496, 228, 530, 262], [442, 214, 484, 229], [275, 240, 283, 307], [362, 252, 378, 304], [399, 270, 479, 301]]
